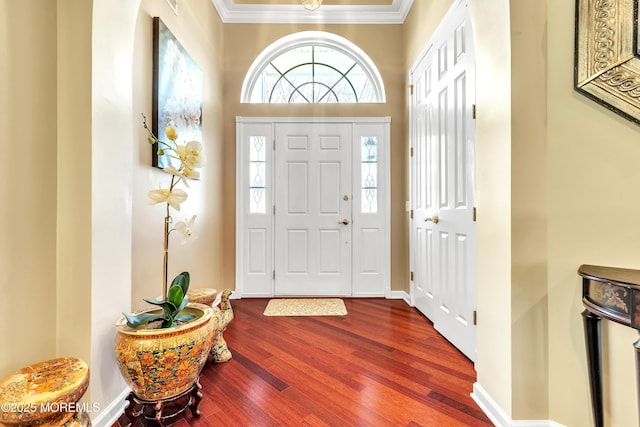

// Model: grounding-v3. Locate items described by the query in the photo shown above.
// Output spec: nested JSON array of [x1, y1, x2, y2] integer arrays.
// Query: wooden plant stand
[[124, 378, 203, 427]]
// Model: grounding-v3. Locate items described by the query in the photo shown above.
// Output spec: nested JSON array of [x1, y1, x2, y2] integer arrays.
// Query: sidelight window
[[361, 136, 378, 213], [249, 136, 266, 213]]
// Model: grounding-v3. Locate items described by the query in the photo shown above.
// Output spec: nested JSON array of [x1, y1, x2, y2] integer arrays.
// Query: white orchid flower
[[182, 167, 200, 180], [177, 141, 205, 169], [175, 215, 197, 239], [163, 165, 189, 188], [148, 188, 188, 211]]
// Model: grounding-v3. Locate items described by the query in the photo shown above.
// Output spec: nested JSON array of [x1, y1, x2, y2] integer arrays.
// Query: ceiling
[[210, 0, 414, 24]]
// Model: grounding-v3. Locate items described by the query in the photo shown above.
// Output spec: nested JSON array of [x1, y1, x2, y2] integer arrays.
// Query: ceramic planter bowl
[[114, 303, 217, 401]]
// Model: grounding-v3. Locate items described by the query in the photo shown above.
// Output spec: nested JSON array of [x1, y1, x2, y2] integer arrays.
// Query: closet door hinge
[[473, 310, 477, 325], [473, 207, 476, 222], [410, 209, 414, 219], [410, 147, 414, 157], [472, 104, 477, 119], [273, 270, 275, 280], [410, 271, 414, 281], [409, 84, 414, 95]]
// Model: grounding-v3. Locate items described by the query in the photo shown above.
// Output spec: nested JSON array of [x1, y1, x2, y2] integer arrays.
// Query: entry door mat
[[263, 298, 348, 316]]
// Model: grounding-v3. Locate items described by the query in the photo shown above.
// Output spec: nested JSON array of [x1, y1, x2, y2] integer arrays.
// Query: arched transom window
[[241, 31, 386, 104]]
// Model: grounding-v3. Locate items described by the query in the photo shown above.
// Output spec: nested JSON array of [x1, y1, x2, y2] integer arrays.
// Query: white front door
[[410, 0, 477, 361], [274, 123, 352, 296], [236, 117, 390, 298]]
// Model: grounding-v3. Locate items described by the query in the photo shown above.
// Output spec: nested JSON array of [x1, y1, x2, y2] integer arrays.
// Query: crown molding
[[211, 0, 413, 24]]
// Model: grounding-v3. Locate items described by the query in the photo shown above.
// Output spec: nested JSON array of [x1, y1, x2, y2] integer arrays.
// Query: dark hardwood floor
[[114, 298, 492, 427]]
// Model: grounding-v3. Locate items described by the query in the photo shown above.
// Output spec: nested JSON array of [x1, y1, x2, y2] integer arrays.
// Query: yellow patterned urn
[[114, 303, 217, 401]]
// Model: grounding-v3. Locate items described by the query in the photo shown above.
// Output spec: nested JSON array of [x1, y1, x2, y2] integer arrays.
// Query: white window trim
[[240, 31, 386, 104]]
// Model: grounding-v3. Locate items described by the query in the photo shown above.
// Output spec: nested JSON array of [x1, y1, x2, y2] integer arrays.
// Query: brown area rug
[[263, 298, 347, 316]]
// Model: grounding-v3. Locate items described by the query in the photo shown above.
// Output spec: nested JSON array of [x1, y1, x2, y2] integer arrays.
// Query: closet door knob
[[424, 216, 439, 224]]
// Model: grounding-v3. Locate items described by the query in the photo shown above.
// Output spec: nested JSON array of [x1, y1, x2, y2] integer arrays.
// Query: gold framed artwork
[[575, 0, 640, 125]]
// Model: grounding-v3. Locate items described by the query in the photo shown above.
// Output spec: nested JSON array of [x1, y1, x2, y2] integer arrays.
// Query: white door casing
[[236, 117, 390, 298], [410, 0, 477, 361]]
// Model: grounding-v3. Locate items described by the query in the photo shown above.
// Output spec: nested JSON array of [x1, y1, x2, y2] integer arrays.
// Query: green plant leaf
[[175, 314, 196, 322], [143, 298, 177, 317], [170, 271, 190, 297], [122, 312, 163, 327], [177, 295, 189, 313], [143, 298, 176, 310], [167, 284, 184, 308]]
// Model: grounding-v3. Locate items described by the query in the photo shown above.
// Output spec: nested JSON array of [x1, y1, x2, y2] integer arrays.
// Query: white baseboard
[[471, 383, 566, 427], [92, 387, 131, 427], [235, 291, 411, 301], [388, 290, 411, 305]]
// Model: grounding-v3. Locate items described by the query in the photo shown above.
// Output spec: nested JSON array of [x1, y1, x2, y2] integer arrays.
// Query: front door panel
[[274, 123, 352, 295]]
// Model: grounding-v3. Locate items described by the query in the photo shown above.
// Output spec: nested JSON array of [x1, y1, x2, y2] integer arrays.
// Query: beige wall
[[57, 0, 93, 394], [509, 0, 549, 420], [470, 0, 516, 419], [548, 0, 640, 425], [132, 0, 225, 311], [1, 0, 59, 373], [222, 23, 409, 292], [0, 0, 224, 421]]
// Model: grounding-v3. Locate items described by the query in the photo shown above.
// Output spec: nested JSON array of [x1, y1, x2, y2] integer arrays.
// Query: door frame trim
[[235, 116, 391, 298]]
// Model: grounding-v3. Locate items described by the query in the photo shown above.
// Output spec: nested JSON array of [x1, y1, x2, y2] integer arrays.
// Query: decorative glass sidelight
[[249, 136, 266, 213], [361, 136, 378, 213]]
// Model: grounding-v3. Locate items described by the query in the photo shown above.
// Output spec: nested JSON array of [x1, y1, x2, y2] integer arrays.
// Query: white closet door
[[410, 0, 477, 361]]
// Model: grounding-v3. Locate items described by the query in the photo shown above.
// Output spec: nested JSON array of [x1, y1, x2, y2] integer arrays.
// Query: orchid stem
[[161, 173, 178, 300]]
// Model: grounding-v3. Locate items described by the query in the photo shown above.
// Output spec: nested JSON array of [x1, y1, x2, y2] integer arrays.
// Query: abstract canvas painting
[[152, 17, 202, 169]]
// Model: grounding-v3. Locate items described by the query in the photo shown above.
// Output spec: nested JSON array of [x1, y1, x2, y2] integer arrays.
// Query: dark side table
[[579, 264, 640, 427]]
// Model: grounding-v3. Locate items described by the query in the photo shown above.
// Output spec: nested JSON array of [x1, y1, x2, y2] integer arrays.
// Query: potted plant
[[113, 116, 217, 401]]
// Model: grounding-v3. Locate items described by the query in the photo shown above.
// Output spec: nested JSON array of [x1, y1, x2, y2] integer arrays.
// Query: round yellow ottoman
[[0, 357, 90, 426]]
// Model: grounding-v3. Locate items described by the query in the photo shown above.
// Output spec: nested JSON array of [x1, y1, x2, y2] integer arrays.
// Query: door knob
[[338, 219, 350, 225], [424, 216, 439, 224]]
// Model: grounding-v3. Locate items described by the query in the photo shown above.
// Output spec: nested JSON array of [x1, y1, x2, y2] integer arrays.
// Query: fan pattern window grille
[[242, 32, 385, 104]]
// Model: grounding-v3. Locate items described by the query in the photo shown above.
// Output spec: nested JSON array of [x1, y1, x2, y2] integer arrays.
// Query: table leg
[[634, 335, 640, 427], [583, 309, 603, 427]]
